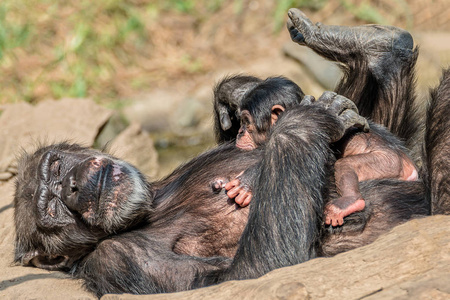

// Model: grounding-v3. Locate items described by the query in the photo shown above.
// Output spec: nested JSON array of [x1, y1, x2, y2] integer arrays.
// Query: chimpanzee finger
[[218, 105, 232, 131], [287, 8, 314, 45], [224, 179, 239, 191], [356, 116, 370, 132], [211, 179, 227, 194], [287, 20, 306, 45], [300, 95, 316, 106], [340, 109, 370, 133], [329, 94, 359, 115], [332, 218, 339, 227], [227, 186, 241, 199], [316, 91, 338, 107], [235, 191, 247, 206], [241, 194, 252, 207]]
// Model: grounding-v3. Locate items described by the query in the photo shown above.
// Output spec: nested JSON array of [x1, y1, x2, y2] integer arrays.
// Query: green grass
[[274, 0, 328, 31], [0, 0, 157, 103], [0, 0, 403, 105], [341, 0, 387, 24]]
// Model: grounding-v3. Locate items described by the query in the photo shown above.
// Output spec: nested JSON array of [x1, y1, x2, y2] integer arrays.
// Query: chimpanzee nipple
[[211, 179, 227, 194]]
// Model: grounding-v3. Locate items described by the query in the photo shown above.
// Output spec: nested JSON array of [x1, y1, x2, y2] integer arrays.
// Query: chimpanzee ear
[[22, 250, 71, 271], [271, 105, 285, 125]]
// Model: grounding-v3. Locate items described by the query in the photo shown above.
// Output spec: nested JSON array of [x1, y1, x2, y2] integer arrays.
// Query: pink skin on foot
[[324, 196, 366, 227]]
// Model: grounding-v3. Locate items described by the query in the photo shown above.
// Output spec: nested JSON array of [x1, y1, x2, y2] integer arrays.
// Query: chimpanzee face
[[13, 143, 151, 270], [235, 110, 267, 150]]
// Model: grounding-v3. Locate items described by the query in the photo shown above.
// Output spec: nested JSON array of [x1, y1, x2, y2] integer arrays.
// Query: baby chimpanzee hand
[[225, 172, 253, 207]]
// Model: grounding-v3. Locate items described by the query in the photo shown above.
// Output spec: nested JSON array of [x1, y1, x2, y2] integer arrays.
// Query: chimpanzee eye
[[50, 160, 61, 177]]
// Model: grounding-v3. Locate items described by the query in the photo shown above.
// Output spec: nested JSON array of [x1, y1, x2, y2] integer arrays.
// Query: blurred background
[[0, 0, 449, 177]]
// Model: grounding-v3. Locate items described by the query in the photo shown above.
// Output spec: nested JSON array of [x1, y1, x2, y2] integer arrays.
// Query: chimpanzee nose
[[68, 175, 77, 192], [61, 170, 79, 211]]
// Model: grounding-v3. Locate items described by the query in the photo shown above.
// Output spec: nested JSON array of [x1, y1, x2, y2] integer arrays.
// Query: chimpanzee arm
[[213, 75, 262, 143], [287, 9, 419, 147], [73, 232, 231, 297]]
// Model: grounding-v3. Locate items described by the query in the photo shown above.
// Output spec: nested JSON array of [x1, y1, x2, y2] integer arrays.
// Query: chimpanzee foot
[[325, 196, 366, 227], [311, 92, 369, 142], [287, 8, 414, 68]]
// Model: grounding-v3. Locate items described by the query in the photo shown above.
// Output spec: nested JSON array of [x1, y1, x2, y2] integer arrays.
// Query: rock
[[123, 89, 185, 132], [172, 97, 204, 129], [102, 279, 309, 300], [0, 172, 13, 181], [101, 215, 450, 300], [94, 112, 129, 150], [283, 42, 342, 90], [0, 98, 112, 173], [109, 123, 159, 180]]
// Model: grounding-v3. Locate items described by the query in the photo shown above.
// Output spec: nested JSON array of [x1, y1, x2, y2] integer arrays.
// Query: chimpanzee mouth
[[58, 157, 125, 219], [84, 158, 150, 232], [87, 160, 124, 205], [95, 163, 107, 203], [90, 159, 136, 208]]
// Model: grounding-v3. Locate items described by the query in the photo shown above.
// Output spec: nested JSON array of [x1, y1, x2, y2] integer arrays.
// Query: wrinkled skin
[[14, 143, 152, 270]]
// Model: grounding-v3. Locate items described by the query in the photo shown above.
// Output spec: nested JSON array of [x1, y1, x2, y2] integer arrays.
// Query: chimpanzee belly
[[171, 187, 249, 258]]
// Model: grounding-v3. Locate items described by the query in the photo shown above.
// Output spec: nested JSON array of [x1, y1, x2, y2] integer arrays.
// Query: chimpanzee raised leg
[[287, 9, 419, 148]]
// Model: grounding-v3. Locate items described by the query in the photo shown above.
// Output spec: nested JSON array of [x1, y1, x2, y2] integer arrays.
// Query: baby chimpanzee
[[222, 76, 418, 226]]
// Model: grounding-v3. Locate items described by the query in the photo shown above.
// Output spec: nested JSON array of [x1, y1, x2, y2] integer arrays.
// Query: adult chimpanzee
[[13, 9, 449, 297], [221, 76, 418, 226]]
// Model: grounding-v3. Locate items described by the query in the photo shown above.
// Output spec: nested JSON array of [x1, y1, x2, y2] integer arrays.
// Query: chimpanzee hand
[[225, 172, 253, 207], [303, 92, 369, 142], [214, 76, 262, 134]]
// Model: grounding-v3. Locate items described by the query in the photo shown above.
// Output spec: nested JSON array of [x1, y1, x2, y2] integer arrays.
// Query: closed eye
[[50, 160, 61, 178]]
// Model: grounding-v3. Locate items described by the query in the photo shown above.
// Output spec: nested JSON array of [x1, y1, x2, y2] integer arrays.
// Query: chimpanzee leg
[[287, 9, 419, 146], [425, 68, 450, 214], [326, 158, 365, 227], [75, 234, 231, 297]]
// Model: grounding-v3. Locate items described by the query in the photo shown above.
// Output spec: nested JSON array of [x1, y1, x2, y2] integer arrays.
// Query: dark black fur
[[15, 142, 260, 296], [424, 69, 450, 214], [240, 76, 305, 134], [14, 100, 375, 296]]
